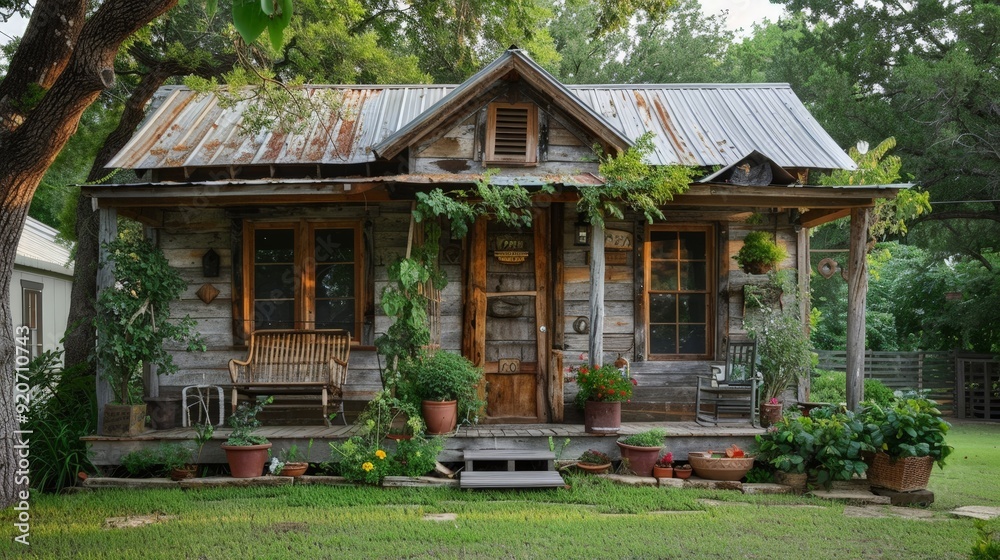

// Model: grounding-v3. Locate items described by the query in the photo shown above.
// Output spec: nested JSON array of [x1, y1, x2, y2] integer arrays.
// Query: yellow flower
[[375, 450, 387, 460], [362, 462, 374, 472]]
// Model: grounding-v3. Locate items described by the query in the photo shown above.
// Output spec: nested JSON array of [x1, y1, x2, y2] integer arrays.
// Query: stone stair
[[459, 449, 566, 489]]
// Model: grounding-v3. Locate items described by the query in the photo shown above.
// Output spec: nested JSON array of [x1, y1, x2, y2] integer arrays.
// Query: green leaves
[[232, 0, 292, 49]]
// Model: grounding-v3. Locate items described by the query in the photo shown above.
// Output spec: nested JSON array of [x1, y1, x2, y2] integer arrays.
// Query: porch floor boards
[[83, 422, 764, 466]]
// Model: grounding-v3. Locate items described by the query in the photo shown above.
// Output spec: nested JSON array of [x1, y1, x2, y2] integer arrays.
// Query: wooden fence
[[956, 354, 1000, 420], [815, 350, 956, 414]]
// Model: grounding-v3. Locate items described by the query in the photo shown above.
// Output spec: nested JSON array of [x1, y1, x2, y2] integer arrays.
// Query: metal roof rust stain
[[261, 132, 288, 162], [334, 119, 357, 157], [633, 91, 653, 126], [650, 96, 696, 165]]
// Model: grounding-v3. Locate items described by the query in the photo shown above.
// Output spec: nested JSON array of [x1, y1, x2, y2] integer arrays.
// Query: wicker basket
[[867, 453, 934, 492]]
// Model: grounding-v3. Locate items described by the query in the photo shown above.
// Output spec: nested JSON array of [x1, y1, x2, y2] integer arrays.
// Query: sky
[[0, 0, 788, 44]]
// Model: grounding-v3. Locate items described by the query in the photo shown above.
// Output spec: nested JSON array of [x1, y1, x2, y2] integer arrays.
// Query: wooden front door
[[466, 209, 550, 423]]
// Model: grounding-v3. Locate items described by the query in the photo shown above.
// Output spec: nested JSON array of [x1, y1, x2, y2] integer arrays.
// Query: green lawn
[[3, 421, 998, 559]]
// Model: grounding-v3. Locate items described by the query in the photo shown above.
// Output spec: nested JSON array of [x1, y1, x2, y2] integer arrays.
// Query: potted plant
[[761, 397, 783, 427], [755, 406, 878, 489], [687, 445, 756, 481], [221, 396, 273, 478], [733, 230, 786, 274], [863, 397, 952, 492], [399, 351, 483, 435], [356, 390, 425, 441], [162, 443, 197, 481], [744, 280, 811, 426], [95, 236, 205, 436], [653, 452, 674, 478], [616, 428, 665, 477], [269, 440, 313, 477], [571, 363, 637, 434], [673, 463, 692, 479], [576, 449, 612, 474]]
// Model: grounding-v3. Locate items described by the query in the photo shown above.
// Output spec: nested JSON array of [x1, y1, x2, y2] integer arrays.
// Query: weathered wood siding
[[154, 202, 463, 403], [412, 111, 599, 176], [559, 209, 803, 421]]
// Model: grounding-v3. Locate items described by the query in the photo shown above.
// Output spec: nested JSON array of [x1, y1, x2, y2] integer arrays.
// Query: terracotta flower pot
[[422, 400, 458, 435], [584, 401, 621, 434], [221, 443, 272, 478], [652, 466, 673, 478], [761, 402, 783, 427], [616, 442, 661, 477], [674, 467, 692, 479], [279, 462, 309, 477], [576, 462, 612, 474], [170, 465, 197, 481]]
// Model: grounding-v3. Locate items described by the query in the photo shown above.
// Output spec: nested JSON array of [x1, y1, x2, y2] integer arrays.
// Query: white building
[[11, 217, 74, 360]]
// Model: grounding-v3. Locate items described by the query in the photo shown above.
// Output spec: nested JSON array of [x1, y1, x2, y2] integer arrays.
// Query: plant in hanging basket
[[733, 231, 786, 274]]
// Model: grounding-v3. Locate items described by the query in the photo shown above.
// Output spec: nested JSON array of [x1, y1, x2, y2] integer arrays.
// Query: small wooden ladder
[[459, 450, 566, 489]]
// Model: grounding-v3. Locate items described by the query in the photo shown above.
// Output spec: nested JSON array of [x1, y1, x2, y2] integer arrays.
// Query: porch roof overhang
[[84, 174, 909, 229]]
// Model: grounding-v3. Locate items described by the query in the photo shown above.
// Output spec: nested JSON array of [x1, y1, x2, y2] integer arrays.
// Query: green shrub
[[618, 428, 666, 448], [734, 231, 787, 270], [865, 397, 953, 467], [329, 436, 442, 483], [810, 369, 895, 406], [399, 350, 484, 423], [23, 350, 97, 492]]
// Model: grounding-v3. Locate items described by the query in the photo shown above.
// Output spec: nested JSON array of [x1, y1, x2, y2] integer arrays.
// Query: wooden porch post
[[588, 223, 605, 366], [846, 207, 870, 411], [95, 207, 117, 434]]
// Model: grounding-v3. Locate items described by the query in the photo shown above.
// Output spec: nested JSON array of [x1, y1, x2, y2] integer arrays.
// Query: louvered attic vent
[[485, 103, 537, 165]]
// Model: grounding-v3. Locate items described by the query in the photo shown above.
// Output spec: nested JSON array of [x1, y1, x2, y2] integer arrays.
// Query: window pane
[[649, 324, 677, 354], [254, 301, 294, 329], [680, 262, 707, 290], [678, 294, 706, 323], [316, 264, 354, 298], [648, 231, 677, 259], [255, 229, 294, 263], [649, 261, 678, 291], [316, 299, 355, 333], [678, 324, 706, 354], [678, 231, 706, 259], [254, 264, 295, 299], [315, 229, 354, 262], [648, 293, 676, 323]]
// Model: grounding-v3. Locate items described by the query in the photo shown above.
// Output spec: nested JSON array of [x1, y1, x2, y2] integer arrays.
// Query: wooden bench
[[228, 329, 351, 424]]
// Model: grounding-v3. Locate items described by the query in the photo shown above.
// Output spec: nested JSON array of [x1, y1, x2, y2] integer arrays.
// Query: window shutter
[[486, 103, 537, 164]]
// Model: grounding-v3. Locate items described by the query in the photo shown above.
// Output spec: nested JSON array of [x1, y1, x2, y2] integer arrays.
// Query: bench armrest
[[228, 358, 250, 384]]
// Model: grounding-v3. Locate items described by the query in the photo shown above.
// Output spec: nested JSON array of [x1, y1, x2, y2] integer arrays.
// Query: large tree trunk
[[64, 66, 175, 382], [0, 0, 178, 509]]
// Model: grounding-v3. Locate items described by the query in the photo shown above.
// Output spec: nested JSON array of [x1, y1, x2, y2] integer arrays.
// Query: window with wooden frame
[[243, 221, 364, 340], [645, 225, 713, 359], [21, 281, 43, 359], [485, 102, 538, 165]]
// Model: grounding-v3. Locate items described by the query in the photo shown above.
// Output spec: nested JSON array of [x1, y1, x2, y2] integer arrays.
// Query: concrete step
[[809, 489, 891, 506], [460, 471, 566, 489]]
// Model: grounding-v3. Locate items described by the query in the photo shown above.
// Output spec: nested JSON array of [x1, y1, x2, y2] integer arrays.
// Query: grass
[[2, 421, 998, 559]]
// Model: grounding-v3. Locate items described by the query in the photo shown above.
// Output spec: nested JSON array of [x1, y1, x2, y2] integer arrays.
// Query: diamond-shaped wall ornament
[[196, 283, 220, 304]]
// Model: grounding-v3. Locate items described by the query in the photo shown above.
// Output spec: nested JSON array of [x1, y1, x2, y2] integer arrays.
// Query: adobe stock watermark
[[12, 326, 33, 546]]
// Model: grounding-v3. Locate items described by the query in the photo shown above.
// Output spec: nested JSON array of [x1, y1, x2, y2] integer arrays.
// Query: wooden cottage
[[84, 48, 899, 426]]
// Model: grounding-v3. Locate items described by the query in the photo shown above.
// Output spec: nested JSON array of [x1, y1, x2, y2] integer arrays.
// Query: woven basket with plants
[[864, 397, 952, 492]]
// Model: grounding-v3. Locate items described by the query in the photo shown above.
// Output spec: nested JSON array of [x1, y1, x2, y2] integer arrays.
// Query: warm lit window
[[485, 103, 537, 165], [21, 281, 43, 358], [645, 226, 713, 359], [245, 221, 363, 339]]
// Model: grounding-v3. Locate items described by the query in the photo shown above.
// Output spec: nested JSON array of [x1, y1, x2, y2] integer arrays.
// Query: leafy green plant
[[95, 235, 206, 404], [329, 435, 442, 484], [22, 350, 97, 493], [579, 132, 695, 229], [120, 448, 163, 477], [745, 271, 812, 403], [356, 390, 425, 441], [577, 449, 612, 465], [864, 397, 953, 468], [225, 396, 273, 446], [398, 351, 484, 423], [159, 444, 196, 471], [733, 230, 787, 272], [570, 363, 637, 409], [810, 369, 895, 406], [618, 428, 666, 448], [388, 437, 444, 478], [970, 520, 1000, 560], [549, 437, 571, 461]]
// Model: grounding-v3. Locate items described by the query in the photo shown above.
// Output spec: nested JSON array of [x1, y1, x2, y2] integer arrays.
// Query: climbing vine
[[579, 132, 696, 228]]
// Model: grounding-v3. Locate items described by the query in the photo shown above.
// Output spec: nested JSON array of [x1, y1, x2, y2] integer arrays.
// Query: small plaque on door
[[498, 358, 521, 374]]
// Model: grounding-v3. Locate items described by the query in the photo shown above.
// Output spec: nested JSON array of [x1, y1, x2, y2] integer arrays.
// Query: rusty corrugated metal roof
[[108, 82, 856, 171]]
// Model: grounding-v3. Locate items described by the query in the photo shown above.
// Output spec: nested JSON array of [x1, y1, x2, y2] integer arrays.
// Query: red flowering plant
[[655, 451, 674, 468], [570, 363, 637, 409]]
